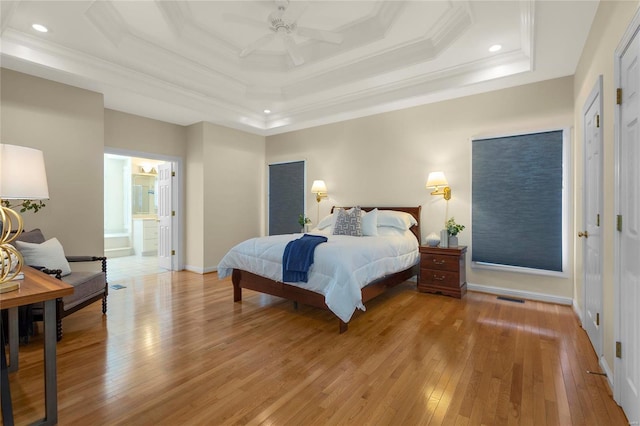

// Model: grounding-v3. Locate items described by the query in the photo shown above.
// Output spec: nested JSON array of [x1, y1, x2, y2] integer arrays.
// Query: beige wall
[[1, 69, 104, 256], [573, 0, 640, 375], [185, 123, 205, 270], [105, 109, 187, 159], [186, 122, 265, 272], [267, 76, 575, 299]]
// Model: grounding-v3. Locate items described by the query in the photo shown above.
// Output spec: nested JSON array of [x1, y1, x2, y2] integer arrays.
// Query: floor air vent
[[497, 296, 525, 303]]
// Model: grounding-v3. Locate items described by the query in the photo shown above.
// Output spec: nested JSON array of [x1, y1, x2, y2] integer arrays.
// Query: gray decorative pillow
[[333, 207, 362, 236], [15, 228, 46, 244]]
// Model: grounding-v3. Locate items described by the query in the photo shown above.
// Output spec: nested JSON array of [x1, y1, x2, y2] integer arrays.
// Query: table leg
[[7, 307, 18, 373], [1, 313, 15, 425], [40, 299, 57, 425]]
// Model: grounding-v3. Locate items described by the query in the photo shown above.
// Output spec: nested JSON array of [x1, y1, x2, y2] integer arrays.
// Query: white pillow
[[361, 208, 378, 236], [376, 226, 407, 237], [316, 213, 335, 230], [14, 238, 72, 277], [377, 210, 418, 230]]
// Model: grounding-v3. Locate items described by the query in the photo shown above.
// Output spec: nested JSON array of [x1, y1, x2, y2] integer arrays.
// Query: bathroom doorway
[[104, 151, 180, 282]]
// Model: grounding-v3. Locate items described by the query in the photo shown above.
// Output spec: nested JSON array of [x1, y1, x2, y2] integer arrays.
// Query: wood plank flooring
[[4, 271, 628, 425]]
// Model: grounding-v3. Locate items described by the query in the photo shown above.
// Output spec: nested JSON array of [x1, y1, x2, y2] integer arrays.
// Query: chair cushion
[[61, 271, 106, 310], [14, 228, 46, 244]]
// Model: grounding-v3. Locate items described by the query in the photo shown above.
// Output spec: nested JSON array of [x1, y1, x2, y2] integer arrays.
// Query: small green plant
[[298, 214, 311, 228], [1, 199, 46, 213], [446, 217, 465, 236]]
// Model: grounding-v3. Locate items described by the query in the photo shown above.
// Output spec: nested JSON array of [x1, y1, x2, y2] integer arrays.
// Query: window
[[471, 129, 569, 275], [269, 161, 305, 235]]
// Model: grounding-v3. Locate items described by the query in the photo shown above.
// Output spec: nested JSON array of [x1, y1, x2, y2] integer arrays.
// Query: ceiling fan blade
[[240, 32, 276, 57], [282, 34, 304, 66], [223, 13, 265, 29], [297, 26, 343, 44]]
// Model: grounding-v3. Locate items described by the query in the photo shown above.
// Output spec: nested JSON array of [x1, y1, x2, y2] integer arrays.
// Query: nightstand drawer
[[418, 245, 467, 298], [420, 269, 460, 288], [420, 254, 458, 272]]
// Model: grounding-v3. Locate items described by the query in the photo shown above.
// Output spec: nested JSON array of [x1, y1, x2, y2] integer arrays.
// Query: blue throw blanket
[[282, 234, 328, 283]]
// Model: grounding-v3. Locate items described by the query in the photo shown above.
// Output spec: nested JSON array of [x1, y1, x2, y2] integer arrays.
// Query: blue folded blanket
[[282, 234, 328, 283]]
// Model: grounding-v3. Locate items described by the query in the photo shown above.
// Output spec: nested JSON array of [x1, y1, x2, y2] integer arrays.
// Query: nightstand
[[418, 245, 467, 298]]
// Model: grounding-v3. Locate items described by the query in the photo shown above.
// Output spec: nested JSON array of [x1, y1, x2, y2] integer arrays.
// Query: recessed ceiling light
[[489, 44, 502, 53], [264, 109, 271, 114], [32, 23, 48, 33]]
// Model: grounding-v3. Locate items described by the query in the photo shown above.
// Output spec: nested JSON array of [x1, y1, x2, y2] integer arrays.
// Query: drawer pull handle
[[433, 275, 446, 281], [432, 259, 446, 265]]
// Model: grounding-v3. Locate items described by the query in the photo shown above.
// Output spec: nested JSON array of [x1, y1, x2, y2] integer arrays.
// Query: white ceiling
[[0, 0, 599, 136]]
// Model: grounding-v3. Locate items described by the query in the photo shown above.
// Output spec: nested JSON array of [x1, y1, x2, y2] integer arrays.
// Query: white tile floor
[[106, 255, 168, 284]]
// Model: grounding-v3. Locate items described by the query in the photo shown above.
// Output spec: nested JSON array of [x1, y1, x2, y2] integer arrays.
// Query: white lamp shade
[[311, 180, 327, 194], [426, 171, 448, 189], [0, 144, 50, 200]]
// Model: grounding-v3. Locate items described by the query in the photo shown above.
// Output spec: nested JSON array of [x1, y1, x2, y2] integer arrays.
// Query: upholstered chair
[[13, 229, 108, 341]]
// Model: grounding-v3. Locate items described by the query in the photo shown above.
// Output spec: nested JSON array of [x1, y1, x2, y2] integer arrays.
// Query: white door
[[616, 17, 640, 425], [581, 77, 603, 357], [157, 162, 173, 271]]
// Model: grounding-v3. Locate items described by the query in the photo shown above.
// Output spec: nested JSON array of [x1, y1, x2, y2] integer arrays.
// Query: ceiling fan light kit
[[237, 0, 344, 66]]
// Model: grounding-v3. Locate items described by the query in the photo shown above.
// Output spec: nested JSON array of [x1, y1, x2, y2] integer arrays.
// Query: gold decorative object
[[0, 144, 50, 291]]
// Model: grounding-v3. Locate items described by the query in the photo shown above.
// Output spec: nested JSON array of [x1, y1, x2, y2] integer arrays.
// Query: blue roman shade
[[472, 130, 565, 272], [269, 161, 305, 235]]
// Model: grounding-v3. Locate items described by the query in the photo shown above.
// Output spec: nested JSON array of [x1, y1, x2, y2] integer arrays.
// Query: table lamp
[[0, 144, 50, 291]]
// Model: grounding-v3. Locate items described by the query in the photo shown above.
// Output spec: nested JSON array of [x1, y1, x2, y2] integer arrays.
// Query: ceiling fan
[[230, 0, 344, 66]]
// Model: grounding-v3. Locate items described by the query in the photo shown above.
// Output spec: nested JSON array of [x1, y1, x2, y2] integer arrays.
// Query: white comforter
[[217, 231, 419, 322]]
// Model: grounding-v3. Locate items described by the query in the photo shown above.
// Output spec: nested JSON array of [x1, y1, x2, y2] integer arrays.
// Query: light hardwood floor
[[6, 271, 628, 425]]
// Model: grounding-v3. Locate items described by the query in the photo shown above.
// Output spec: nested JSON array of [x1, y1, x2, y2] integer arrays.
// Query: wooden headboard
[[331, 206, 422, 243]]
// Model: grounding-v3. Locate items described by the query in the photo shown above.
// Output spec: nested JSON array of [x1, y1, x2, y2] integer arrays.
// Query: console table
[[0, 266, 73, 425]]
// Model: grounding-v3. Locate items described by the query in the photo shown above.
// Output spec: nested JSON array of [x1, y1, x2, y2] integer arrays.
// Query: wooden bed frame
[[232, 206, 421, 333]]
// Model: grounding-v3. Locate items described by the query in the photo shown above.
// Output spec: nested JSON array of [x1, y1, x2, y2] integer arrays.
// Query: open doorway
[[104, 153, 173, 283]]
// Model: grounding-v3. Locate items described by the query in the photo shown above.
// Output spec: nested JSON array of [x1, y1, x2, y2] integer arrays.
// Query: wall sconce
[[311, 180, 328, 203], [426, 171, 451, 200], [0, 144, 50, 291], [311, 180, 328, 223]]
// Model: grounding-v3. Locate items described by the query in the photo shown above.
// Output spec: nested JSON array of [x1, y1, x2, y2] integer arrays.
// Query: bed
[[217, 206, 421, 333]]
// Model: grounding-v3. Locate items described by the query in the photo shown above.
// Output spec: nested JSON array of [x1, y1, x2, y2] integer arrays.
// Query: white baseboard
[[183, 264, 203, 274], [573, 299, 583, 324], [600, 355, 615, 391], [184, 265, 217, 274], [467, 282, 573, 305]]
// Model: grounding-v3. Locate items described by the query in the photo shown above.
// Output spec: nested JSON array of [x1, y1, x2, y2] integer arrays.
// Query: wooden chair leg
[[56, 317, 62, 342], [102, 293, 107, 314], [56, 298, 64, 342]]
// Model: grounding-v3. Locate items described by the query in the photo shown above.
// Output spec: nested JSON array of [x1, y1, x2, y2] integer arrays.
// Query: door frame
[[613, 7, 640, 408], [104, 147, 183, 271], [581, 75, 604, 357]]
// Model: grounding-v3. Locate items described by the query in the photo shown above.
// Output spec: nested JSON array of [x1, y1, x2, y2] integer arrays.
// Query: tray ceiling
[[0, 1, 598, 135]]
